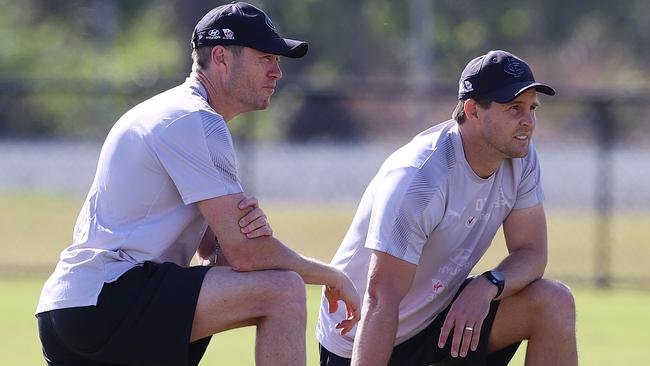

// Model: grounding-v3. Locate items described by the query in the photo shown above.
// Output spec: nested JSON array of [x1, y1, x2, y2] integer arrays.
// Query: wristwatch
[[481, 270, 505, 299]]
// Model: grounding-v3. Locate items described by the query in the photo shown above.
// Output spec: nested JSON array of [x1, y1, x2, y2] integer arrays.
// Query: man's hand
[[237, 196, 272, 238], [324, 270, 361, 335], [197, 196, 271, 266], [438, 276, 497, 358]]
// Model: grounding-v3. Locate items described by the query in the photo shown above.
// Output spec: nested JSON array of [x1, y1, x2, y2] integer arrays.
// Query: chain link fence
[[1, 80, 648, 288]]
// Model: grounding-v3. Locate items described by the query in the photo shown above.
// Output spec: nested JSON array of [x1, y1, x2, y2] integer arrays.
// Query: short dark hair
[[453, 98, 492, 124], [191, 45, 244, 73]]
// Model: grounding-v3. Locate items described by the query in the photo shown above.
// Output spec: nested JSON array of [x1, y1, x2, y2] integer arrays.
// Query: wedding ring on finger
[[464, 326, 474, 332]]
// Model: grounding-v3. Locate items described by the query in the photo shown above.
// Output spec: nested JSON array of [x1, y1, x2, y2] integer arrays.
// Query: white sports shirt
[[36, 76, 242, 314], [317, 119, 544, 358]]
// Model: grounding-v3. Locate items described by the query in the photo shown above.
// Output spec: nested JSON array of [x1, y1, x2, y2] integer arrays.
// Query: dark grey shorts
[[36, 261, 212, 366], [320, 278, 520, 366]]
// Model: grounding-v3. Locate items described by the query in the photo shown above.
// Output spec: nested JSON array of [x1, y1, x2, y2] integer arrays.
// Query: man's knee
[[274, 270, 306, 300], [265, 270, 307, 312], [526, 279, 576, 325]]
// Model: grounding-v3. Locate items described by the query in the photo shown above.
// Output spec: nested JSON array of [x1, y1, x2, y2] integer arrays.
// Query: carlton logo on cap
[[265, 16, 277, 32], [457, 50, 555, 103], [503, 57, 525, 77]]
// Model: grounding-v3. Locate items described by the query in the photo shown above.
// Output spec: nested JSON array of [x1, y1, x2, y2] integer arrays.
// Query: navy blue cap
[[191, 2, 308, 58], [458, 50, 555, 103]]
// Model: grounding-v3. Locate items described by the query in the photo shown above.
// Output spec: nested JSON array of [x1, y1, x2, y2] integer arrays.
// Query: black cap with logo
[[191, 2, 308, 58], [458, 50, 555, 103]]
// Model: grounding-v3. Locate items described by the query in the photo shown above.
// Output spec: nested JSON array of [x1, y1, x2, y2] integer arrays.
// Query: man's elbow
[[534, 249, 548, 278], [222, 245, 267, 272], [225, 254, 257, 272]]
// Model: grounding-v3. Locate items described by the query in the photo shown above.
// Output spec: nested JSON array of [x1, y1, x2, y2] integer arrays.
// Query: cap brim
[[255, 37, 308, 58], [486, 81, 556, 103]]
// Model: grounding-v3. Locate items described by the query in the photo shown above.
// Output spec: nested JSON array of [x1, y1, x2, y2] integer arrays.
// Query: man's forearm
[[197, 194, 344, 286], [263, 241, 343, 286], [223, 235, 343, 286], [494, 246, 547, 298], [351, 296, 400, 366]]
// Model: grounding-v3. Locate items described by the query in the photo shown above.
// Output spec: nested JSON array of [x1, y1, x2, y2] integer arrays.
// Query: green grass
[[3, 279, 650, 365], [2, 193, 648, 285], [1, 193, 650, 364]]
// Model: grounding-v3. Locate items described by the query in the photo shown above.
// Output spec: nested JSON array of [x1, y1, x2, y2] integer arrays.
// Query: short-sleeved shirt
[[36, 76, 242, 314], [317, 119, 544, 358]]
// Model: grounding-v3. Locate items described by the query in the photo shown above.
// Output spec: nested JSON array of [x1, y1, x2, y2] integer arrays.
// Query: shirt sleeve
[[153, 111, 243, 204], [365, 167, 444, 265], [513, 145, 545, 209]]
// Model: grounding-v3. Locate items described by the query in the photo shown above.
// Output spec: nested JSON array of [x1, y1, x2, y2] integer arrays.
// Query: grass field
[[2, 279, 650, 365], [1, 193, 650, 364]]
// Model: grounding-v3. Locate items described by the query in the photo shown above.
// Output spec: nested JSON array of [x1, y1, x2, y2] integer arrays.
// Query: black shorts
[[320, 279, 520, 366], [36, 261, 212, 366]]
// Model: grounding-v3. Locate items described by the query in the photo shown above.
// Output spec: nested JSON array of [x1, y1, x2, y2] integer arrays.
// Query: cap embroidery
[[503, 57, 525, 77], [463, 80, 474, 92], [206, 29, 221, 40], [265, 16, 277, 32], [222, 28, 235, 40]]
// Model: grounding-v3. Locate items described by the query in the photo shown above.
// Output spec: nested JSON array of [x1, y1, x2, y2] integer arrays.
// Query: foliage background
[[3, 0, 650, 140]]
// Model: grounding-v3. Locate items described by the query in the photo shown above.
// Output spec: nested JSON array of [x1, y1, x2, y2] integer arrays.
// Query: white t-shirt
[[36, 76, 242, 314], [317, 120, 544, 357]]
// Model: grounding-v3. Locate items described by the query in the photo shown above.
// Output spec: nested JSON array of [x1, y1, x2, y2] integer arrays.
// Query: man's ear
[[463, 99, 479, 121], [211, 46, 228, 69]]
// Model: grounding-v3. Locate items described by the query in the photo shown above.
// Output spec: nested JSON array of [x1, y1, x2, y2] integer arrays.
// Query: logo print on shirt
[[432, 279, 445, 294], [439, 248, 473, 276], [465, 215, 477, 228], [494, 186, 508, 208], [450, 249, 472, 266]]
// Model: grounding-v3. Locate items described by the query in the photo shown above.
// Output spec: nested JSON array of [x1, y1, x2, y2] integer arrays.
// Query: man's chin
[[256, 99, 271, 110], [509, 150, 529, 159], [502, 146, 529, 159]]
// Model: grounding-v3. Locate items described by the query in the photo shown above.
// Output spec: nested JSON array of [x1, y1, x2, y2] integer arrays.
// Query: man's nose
[[521, 111, 535, 126], [269, 61, 282, 80]]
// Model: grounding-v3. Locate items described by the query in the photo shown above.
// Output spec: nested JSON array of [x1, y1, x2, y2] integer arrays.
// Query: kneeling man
[[317, 50, 577, 366]]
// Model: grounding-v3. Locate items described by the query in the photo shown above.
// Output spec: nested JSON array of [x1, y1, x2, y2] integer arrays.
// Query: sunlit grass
[[1, 194, 649, 364]]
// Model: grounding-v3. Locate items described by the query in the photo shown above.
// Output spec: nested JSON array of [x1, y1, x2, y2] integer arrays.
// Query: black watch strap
[[481, 270, 504, 299]]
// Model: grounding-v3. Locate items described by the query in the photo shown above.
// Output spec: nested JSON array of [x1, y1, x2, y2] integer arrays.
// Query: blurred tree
[[1, 0, 650, 138], [0, 0, 184, 137]]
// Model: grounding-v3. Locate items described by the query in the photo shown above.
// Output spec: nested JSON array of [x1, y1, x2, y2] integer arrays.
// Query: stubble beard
[[225, 64, 270, 113], [483, 117, 531, 160], [490, 135, 530, 159]]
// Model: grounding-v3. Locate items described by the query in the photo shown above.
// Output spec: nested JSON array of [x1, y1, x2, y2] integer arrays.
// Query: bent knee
[[530, 279, 574, 309], [266, 270, 306, 303], [526, 279, 576, 322], [281, 269, 306, 292], [551, 280, 575, 313], [263, 270, 307, 318]]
